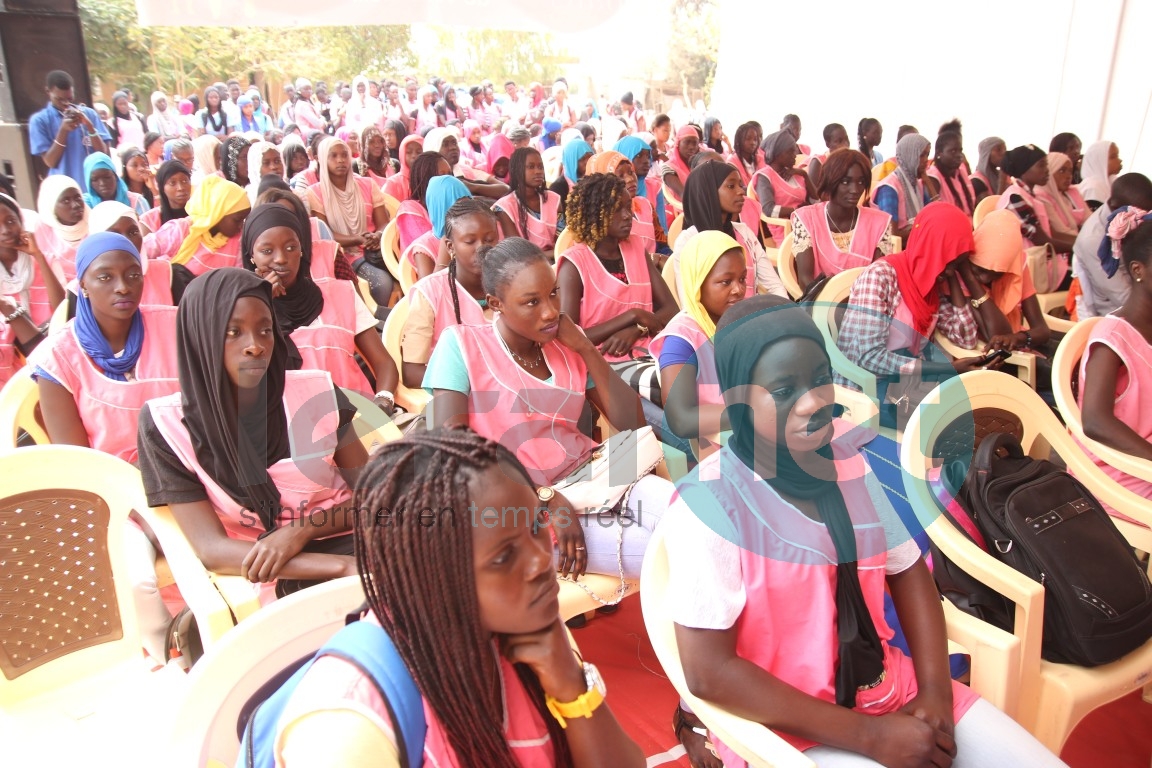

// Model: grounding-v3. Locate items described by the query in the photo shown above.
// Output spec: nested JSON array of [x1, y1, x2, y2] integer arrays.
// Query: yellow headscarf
[[172, 175, 250, 266], [971, 209, 1025, 330], [680, 230, 744, 338]]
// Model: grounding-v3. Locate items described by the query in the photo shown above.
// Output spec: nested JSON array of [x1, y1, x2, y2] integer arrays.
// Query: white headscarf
[[1077, 140, 1115, 205], [149, 91, 182, 137], [245, 141, 280, 203], [37, 175, 89, 246], [89, 201, 148, 274], [316, 137, 366, 237]]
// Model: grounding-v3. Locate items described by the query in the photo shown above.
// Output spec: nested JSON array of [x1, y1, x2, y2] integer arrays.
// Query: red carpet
[[575, 598, 1151, 767]]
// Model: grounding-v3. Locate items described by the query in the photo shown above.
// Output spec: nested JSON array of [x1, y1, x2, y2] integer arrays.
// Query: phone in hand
[[977, 348, 1012, 367]]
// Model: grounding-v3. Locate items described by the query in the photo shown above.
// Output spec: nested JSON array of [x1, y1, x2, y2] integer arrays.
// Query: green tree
[[418, 28, 575, 86], [666, 0, 719, 102]]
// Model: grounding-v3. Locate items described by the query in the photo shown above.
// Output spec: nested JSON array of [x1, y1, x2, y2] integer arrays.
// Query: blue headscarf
[[162, 139, 179, 162], [613, 135, 667, 230], [562, 139, 593, 184], [82, 153, 131, 209], [426, 175, 472, 238], [539, 117, 563, 151], [74, 232, 145, 382]]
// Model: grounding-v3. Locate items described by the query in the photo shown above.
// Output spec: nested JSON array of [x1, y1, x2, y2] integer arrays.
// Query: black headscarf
[[156, 160, 191, 224], [714, 295, 886, 707], [1000, 144, 1046, 180], [220, 136, 252, 187], [683, 161, 740, 237], [177, 268, 290, 531], [241, 202, 323, 332]]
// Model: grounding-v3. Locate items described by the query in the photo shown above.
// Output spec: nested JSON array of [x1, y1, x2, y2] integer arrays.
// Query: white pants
[[806, 698, 1068, 768]]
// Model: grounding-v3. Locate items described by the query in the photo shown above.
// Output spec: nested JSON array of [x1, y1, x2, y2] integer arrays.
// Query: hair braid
[[564, 172, 626, 247], [508, 147, 541, 239], [857, 118, 878, 156], [448, 258, 462, 325], [353, 428, 572, 767]]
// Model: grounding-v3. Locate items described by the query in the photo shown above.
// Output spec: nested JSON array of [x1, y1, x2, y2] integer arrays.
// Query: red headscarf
[[486, 133, 514, 179], [667, 125, 701, 186], [883, 202, 975, 338]]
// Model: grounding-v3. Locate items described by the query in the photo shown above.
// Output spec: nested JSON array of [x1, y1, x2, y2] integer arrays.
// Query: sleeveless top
[[146, 217, 243, 276], [793, 203, 890, 278], [927, 165, 976, 217], [412, 268, 488, 350], [751, 166, 807, 243], [0, 256, 55, 388], [291, 279, 374, 397], [402, 230, 439, 277], [630, 196, 656, 256], [495, 191, 561, 250], [650, 312, 722, 408]]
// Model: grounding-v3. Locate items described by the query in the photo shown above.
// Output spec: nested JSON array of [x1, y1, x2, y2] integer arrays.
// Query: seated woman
[[615, 135, 671, 257], [83, 151, 150, 218], [119, 148, 156, 225], [271, 429, 646, 767], [139, 159, 191, 235], [306, 137, 394, 311], [145, 175, 250, 276], [241, 203, 398, 406], [997, 145, 1075, 289], [557, 173, 678, 364], [494, 147, 561, 254], [806, 123, 851, 189], [857, 117, 884, 166], [486, 132, 515, 184], [927, 132, 977, 218], [702, 116, 728, 155], [425, 128, 510, 199], [1036, 152, 1090, 246], [459, 119, 487, 168], [426, 238, 674, 583], [219, 135, 252, 188], [0, 193, 63, 388], [1074, 174, 1152, 319], [873, 134, 932, 244], [244, 140, 284, 203], [651, 231, 746, 456], [280, 139, 310, 186], [753, 130, 817, 244], [725, 121, 765, 188], [137, 268, 366, 604], [396, 151, 452, 254], [838, 203, 995, 394], [676, 160, 786, 299], [660, 126, 700, 219], [587, 151, 665, 259], [381, 119, 407, 170], [34, 176, 89, 282], [356, 125, 393, 185], [1078, 140, 1123, 211], [667, 293, 1066, 768], [401, 199, 498, 389], [254, 181, 350, 283], [1079, 208, 1152, 508], [970, 136, 1007, 202], [382, 134, 424, 202], [88, 201, 193, 308], [1049, 132, 1083, 183], [550, 138, 593, 215], [793, 149, 894, 292], [403, 175, 471, 281]]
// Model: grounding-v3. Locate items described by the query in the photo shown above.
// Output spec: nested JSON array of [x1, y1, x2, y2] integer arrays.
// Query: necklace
[[825, 205, 858, 235], [496, 322, 544, 369]]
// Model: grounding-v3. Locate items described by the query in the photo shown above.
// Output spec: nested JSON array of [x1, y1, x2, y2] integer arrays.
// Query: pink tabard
[[681, 441, 978, 759], [29, 305, 179, 463], [33, 223, 79, 283], [383, 173, 410, 202], [555, 237, 654, 363], [927, 165, 976, 216], [725, 149, 765, 187], [449, 323, 595, 486], [631, 196, 656, 256], [291, 279, 374, 397], [794, 203, 890, 278], [139, 207, 163, 234], [146, 217, 242, 276], [998, 183, 1067, 288], [309, 176, 379, 258], [731, 223, 760, 298], [494, 190, 560, 249], [412, 269, 488, 350], [873, 174, 921, 230], [309, 239, 340, 282], [751, 166, 807, 243], [140, 259, 174, 306], [649, 312, 721, 408], [402, 230, 440, 276], [0, 257, 56, 388], [395, 200, 432, 253]]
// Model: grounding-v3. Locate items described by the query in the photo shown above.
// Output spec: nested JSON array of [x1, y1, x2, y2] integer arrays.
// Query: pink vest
[[33, 223, 79, 283], [1077, 316, 1152, 520], [139, 207, 163, 234], [147, 217, 242, 276], [309, 176, 379, 246], [395, 200, 432, 253], [0, 258, 56, 388], [927, 165, 976, 216], [649, 312, 722, 407], [751, 166, 807, 242], [631, 196, 656, 256], [794, 203, 890, 278], [412, 269, 488, 350], [450, 323, 595, 486], [873, 173, 924, 230], [555, 237, 654, 362], [971, 171, 995, 195], [998, 183, 1067, 288], [402, 230, 440, 276], [291, 279, 373, 397], [29, 305, 179, 463], [309, 240, 340, 282], [726, 150, 765, 187], [495, 191, 561, 249], [383, 173, 410, 202], [684, 442, 978, 758]]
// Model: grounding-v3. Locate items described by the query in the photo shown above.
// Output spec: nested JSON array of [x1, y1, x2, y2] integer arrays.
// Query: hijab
[[668, 125, 700, 182], [0, 194, 34, 309], [1000, 144, 1046, 182], [683, 161, 740, 237], [74, 232, 145, 382], [220, 136, 252, 186], [89, 200, 138, 238], [316, 137, 366, 238], [562, 139, 593, 184], [1078, 140, 1115, 205], [893, 133, 931, 220], [713, 294, 885, 707], [615, 136, 655, 198], [426, 176, 472, 238], [422, 127, 454, 158], [175, 268, 290, 531], [462, 119, 483, 152], [883, 202, 974, 340], [586, 151, 628, 177], [383, 120, 408, 162], [82, 152, 132, 209], [703, 116, 724, 153], [1035, 152, 1079, 237], [486, 133, 514, 180], [760, 129, 797, 166], [560, 128, 583, 148], [680, 229, 742, 338], [397, 134, 424, 179], [156, 160, 191, 224], [37, 175, 89, 247], [975, 137, 1005, 192], [150, 91, 182, 137], [172, 175, 250, 266], [192, 134, 221, 176], [970, 210, 1026, 329], [1098, 206, 1152, 279], [237, 94, 263, 133], [245, 141, 279, 203]]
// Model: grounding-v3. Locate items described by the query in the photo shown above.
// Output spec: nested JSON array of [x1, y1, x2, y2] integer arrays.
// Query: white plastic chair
[[0, 365, 48, 449]]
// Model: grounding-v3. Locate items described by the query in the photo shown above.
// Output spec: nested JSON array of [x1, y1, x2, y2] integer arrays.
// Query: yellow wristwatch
[[537, 486, 556, 503], [545, 662, 606, 728]]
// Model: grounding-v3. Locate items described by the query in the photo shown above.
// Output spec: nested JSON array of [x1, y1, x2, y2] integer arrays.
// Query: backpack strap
[[971, 432, 1025, 499]]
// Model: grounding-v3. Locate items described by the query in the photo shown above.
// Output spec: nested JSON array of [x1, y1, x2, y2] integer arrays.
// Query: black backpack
[[930, 433, 1152, 667]]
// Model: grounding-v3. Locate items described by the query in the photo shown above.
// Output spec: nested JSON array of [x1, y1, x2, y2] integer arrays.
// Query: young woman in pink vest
[[494, 147, 562, 256], [254, 184, 357, 286], [1036, 152, 1090, 245], [395, 151, 452, 254], [88, 201, 192, 308], [0, 193, 63, 388], [137, 268, 367, 604], [33, 175, 89, 283], [873, 133, 933, 245], [146, 175, 251, 276], [793, 149, 894, 292], [752, 130, 817, 244], [382, 134, 424, 202], [614, 136, 673, 260], [241, 203, 399, 408], [585, 151, 662, 258], [138, 159, 190, 237], [806, 123, 851, 190], [425, 237, 674, 583], [660, 125, 700, 220], [997, 144, 1075, 291], [272, 429, 646, 767], [402, 175, 471, 283], [401, 198, 498, 388], [927, 131, 977, 218], [724, 121, 765, 188], [970, 137, 1007, 203], [666, 294, 1066, 768], [356, 125, 394, 186]]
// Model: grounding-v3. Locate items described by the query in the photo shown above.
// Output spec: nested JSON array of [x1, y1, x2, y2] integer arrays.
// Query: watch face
[[537, 486, 555, 502], [583, 662, 607, 696]]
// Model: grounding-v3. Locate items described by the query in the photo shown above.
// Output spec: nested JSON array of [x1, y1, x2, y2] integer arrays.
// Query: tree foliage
[[666, 0, 719, 101], [79, 0, 412, 98], [417, 28, 575, 87]]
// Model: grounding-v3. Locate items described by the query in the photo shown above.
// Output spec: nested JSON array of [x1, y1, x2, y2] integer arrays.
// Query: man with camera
[[29, 70, 110, 192]]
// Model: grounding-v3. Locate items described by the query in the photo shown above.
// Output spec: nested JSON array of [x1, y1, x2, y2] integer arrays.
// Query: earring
[[82, 289, 89, 298]]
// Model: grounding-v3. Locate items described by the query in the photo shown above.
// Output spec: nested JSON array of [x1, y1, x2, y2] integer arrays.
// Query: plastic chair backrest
[[776, 233, 802, 299], [661, 257, 681, 308], [554, 227, 575, 257], [381, 193, 401, 220], [889, 235, 903, 254], [0, 365, 48, 449], [381, 295, 429, 414], [810, 267, 879, 401], [379, 219, 402, 282], [667, 213, 684, 245], [47, 298, 69, 335], [973, 195, 1001, 228]]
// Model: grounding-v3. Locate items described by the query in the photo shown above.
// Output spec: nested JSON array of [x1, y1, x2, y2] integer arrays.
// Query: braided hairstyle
[[353, 428, 573, 768], [481, 237, 550, 298], [857, 117, 880, 156], [731, 121, 762, 165], [565, 172, 626, 247], [409, 151, 448, 206], [507, 147, 545, 240], [444, 197, 497, 324]]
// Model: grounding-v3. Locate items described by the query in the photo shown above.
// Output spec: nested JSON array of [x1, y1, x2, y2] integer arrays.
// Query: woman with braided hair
[[395, 151, 452, 253], [272, 428, 646, 766], [494, 146, 562, 255], [219, 135, 252, 188], [400, 198, 498, 388]]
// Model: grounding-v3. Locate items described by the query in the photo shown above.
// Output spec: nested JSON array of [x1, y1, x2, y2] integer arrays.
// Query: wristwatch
[[545, 662, 607, 728], [537, 486, 555, 503], [3, 304, 28, 323]]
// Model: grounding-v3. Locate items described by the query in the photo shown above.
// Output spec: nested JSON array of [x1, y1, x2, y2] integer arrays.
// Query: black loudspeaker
[[0, 9, 92, 124]]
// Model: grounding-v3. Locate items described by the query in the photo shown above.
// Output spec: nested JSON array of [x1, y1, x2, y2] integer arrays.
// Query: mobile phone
[[978, 348, 1011, 366]]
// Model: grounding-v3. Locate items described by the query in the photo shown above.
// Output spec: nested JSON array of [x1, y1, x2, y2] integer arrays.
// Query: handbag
[[552, 426, 664, 516], [1025, 243, 1054, 295], [609, 353, 662, 407]]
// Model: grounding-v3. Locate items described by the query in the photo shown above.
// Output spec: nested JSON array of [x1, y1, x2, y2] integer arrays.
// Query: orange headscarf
[[971, 209, 1025, 330], [586, 151, 629, 176]]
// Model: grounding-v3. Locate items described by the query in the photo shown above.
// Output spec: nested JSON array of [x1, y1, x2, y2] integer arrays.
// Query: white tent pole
[[1098, 0, 1129, 140]]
